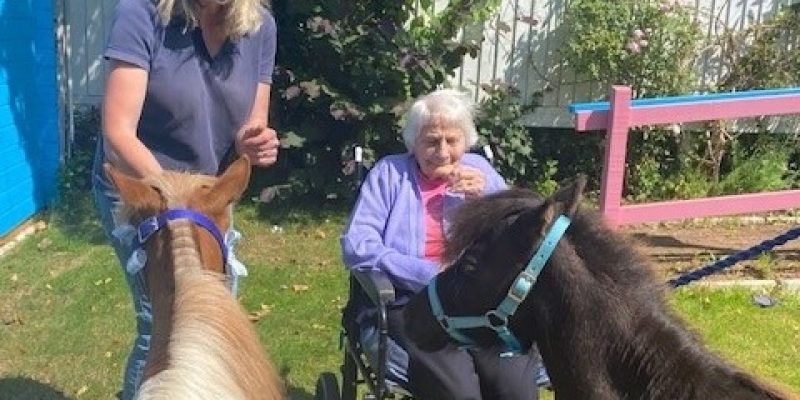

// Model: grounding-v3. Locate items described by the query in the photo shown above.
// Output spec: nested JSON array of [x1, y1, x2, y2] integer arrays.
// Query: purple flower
[[307, 16, 335, 36], [399, 52, 416, 68], [330, 107, 347, 121], [626, 41, 641, 54], [341, 160, 356, 175], [307, 16, 322, 31], [299, 81, 321, 100], [283, 85, 302, 100], [517, 14, 540, 26]]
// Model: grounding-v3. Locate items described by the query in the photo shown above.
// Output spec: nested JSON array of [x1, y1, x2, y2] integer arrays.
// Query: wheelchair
[[315, 268, 412, 400], [314, 145, 550, 400]]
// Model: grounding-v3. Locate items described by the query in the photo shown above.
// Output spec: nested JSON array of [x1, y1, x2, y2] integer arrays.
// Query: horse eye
[[458, 254, 478, 274]]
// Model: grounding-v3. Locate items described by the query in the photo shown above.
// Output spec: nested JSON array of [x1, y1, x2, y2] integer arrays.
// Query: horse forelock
[[146, 171, 217, 209], [444, 188, 543, 264], [115, 171, 218, 223]]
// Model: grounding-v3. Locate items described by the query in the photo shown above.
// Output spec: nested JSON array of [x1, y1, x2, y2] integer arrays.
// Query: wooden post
[[599, 86, 632, 228]]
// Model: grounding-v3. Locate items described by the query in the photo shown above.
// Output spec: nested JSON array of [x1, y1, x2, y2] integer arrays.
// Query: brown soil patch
[[622, 222, 800, 282]]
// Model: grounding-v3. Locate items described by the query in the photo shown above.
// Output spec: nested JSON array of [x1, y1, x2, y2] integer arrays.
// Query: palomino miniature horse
[[105, 156, 284, 399], [404, 177, 796, 400]]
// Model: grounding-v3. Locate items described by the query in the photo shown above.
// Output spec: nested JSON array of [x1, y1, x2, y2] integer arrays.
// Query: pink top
[[418, 172, 448, 263]]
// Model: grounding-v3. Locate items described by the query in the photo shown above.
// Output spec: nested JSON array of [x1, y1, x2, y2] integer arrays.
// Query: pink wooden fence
[[569, 86, 800, 228]]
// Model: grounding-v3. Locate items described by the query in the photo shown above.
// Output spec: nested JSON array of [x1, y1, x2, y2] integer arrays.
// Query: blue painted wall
[[0, 0, 59, 237]]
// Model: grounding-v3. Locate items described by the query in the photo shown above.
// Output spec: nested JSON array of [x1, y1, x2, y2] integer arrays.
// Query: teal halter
[[427, 214, 571, 357]]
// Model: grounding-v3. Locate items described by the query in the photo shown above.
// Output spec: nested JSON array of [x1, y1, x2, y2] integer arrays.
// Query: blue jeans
[[92, 148, 244, 400]]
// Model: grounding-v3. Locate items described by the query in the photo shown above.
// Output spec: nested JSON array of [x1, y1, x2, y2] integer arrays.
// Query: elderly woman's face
[[413, 118, 466, 180]]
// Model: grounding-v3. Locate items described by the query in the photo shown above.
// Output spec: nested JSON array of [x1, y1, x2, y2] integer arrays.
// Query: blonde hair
[[156, 0, 268, 39], [401, 88, 478, 152]]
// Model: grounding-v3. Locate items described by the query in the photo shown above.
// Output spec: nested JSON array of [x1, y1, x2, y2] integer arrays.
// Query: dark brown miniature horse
[[106, 157, 284, 399], [404, 177, 796, 400]]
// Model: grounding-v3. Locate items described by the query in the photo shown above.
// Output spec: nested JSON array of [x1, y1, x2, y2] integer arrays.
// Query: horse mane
[[563, 211, 792, 399], [444, 187, 793, 399], [137, 253, 283, 399], [444, 188, 543, 264], [109, 166, 285, 399]]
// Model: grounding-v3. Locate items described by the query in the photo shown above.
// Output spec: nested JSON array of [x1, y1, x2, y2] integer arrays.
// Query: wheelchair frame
[[315, 269, 413, 400]]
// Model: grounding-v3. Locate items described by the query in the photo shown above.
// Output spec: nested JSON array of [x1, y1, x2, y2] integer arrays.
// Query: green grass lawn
[[0, 199, 798, 399]]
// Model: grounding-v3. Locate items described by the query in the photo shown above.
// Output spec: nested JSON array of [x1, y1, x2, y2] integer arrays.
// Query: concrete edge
[[0, 220, 47, 259], [686, 279, 800, 292]]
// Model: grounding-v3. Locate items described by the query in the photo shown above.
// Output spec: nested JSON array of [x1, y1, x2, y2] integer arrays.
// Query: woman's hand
[[448, 166, 486, 198], [236, 122, 280, 167]]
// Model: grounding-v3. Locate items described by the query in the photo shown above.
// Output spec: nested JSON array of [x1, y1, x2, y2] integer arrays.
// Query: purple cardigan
[[341, 152, 508, 302]]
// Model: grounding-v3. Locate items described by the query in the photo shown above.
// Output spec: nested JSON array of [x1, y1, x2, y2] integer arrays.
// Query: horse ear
[[104, 163, 162, 210], [208, 156, 251, 210], [549, 174, 587, 218], [509, 175, 586, 251], [509, 202, 557, 252]]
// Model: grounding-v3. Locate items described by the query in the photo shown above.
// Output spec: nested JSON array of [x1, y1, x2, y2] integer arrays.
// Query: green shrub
[[59, 106, 100, 199], [718, 138, 795, 195], [716, 7, 800, 91], [474, 82, 541, 186], [561, 0, 701, 97], [559, 0, 800, 201], [267, 0, 502, 200]]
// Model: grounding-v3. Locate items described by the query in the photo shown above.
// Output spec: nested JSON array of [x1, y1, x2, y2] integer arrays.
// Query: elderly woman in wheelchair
[[339, 89, 548, 400]]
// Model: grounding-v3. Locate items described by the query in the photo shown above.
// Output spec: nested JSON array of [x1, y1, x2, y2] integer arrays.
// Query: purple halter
[[134, 208, 228, 265]]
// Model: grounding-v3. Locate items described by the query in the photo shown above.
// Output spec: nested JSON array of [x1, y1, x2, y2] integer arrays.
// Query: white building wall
[[61, 0, 797, 127]]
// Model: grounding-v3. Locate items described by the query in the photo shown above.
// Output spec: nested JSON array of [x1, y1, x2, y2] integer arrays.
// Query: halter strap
[[134, 208, 228, 264], [428, 214, 571, 357]]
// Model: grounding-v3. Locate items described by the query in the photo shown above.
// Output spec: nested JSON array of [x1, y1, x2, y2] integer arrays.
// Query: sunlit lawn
[[0, 198, 797, 399]]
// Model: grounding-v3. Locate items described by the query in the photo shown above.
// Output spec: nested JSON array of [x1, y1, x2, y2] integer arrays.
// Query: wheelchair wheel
[[315, 372, 341, 400]]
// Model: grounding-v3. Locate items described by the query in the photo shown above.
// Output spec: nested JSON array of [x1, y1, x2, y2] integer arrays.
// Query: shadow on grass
[[48, 192, 107, 245], [287, 385, 314, 400], [250, 196, 350, 227], [0, 376, 73, 400], [278, 364, 315, 400], [630, 232, 800, 263]]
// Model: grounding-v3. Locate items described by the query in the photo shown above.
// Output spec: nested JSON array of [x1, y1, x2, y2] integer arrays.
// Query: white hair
[[401, 89, 479, 152]]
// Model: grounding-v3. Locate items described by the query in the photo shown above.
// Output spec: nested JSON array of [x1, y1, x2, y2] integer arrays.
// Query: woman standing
[[91, 0, 278, 398]]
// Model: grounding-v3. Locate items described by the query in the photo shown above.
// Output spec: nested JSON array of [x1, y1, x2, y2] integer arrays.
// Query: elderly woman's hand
[[448, 166, 486, 198]]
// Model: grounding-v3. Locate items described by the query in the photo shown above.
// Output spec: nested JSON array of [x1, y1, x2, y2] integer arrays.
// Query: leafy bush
[[53, 106, 104, 239], [718, 138, 796, 195], [267, 0, 502, 200], [561, 0, 700, 97], [59, 106, 100, 198], [716, 6, 800, 91], [474, 82, 540, 186], [558, 0, 704, 201], [560, 0, 800, 201]]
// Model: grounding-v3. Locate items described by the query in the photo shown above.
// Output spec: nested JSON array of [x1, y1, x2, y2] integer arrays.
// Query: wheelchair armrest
[[351, 269, 396, 306]]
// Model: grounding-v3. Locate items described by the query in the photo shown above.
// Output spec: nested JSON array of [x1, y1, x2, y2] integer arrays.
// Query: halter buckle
[[137, 216, 161, 244], [485, 310, 508, 331], [507, 269, 537, 303]]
